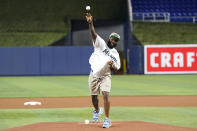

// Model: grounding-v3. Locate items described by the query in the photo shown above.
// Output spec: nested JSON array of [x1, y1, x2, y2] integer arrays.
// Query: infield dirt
[[0, 96, 197, 109], [2, 121, 197, 131], [1, 96, 197, 131]]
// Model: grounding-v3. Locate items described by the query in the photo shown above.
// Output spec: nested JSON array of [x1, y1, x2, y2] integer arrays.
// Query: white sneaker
[[102, 118, 111, 128], [92, 108, 103, 122]]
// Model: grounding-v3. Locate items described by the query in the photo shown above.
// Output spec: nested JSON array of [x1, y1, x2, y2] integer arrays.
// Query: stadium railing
[[133, 12, 170, 22], [133, 12, 197, 23]]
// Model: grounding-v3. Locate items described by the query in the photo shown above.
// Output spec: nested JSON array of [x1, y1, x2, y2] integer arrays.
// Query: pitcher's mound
[[3, 121, 197, 131]]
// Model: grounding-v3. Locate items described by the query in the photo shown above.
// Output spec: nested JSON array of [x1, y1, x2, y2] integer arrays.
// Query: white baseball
[[84, 120, 89, 124], [86, 6, 91, 11]]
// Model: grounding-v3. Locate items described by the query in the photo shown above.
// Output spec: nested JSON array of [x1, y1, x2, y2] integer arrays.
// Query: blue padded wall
[[0, 47, 93, 76], [40, 46, 93, 75], [0, 47, 40, 75], [128, 46, 144, 74]]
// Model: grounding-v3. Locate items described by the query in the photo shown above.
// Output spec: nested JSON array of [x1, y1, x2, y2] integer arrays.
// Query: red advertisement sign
[[144, 45, 197, 74]]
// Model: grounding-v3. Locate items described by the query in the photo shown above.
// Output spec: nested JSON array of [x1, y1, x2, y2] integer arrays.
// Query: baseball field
[[0, 75, 197, 131]]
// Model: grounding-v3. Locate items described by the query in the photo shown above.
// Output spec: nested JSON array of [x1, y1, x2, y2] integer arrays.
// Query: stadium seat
[[131, 0, 197, 23]]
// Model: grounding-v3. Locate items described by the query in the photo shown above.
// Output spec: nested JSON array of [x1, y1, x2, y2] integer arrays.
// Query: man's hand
[[108, 60, 113, 66], [108, 60, 118, 72], [85, 13, 93, 24]]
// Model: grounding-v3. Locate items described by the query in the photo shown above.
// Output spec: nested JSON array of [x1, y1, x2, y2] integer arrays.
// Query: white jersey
[[89, 35, 121, 78]]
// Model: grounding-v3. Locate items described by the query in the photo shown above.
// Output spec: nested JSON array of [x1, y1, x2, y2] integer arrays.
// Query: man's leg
[[91, 95, 103, 122], [99, 76, 111, 128], [102, 91, 111, 128], [91, 95, 99, 112], [89, 73, 103, 123], [102, 91, 110, 118]]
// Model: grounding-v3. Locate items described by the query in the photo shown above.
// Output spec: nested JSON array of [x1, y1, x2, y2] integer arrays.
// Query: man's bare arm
[[85, 13, 97, 43]]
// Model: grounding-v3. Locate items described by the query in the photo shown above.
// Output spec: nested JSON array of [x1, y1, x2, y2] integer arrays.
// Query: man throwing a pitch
[[86, 13, 121, 128]]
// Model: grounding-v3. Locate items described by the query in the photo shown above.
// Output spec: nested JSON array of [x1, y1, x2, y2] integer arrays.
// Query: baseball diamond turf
[[0, 75, 197, 130], [0, 107, 197, 130], [0, 75, 197, 97]]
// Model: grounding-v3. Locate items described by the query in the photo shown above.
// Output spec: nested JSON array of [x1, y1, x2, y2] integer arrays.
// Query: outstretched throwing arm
[[85, 13, 97, 43]]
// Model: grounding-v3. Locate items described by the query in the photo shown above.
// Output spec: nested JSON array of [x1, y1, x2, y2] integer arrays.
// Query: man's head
[[107, 32, 120, 49]]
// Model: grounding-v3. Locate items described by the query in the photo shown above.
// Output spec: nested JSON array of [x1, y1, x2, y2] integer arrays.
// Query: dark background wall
[[71, 20, 124, 51]]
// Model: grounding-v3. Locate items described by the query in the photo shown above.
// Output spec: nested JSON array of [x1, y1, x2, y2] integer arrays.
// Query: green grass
[[0, 75, 197, 98], [0, 75, 197, 130], [133, 22, 197, 45], [0, 0, 125, 25], [0, 32, 66, 46], [1, 0, 197, 46], [0, 107, 197, 130], [0, 0, 126, 46]]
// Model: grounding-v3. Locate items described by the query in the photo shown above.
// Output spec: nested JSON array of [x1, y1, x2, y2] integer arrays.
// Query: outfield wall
[[0, 47, 93, 76], [128, 44, 197, 74], [128, 46, 144, 74], [1, 45, 196, 76]]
